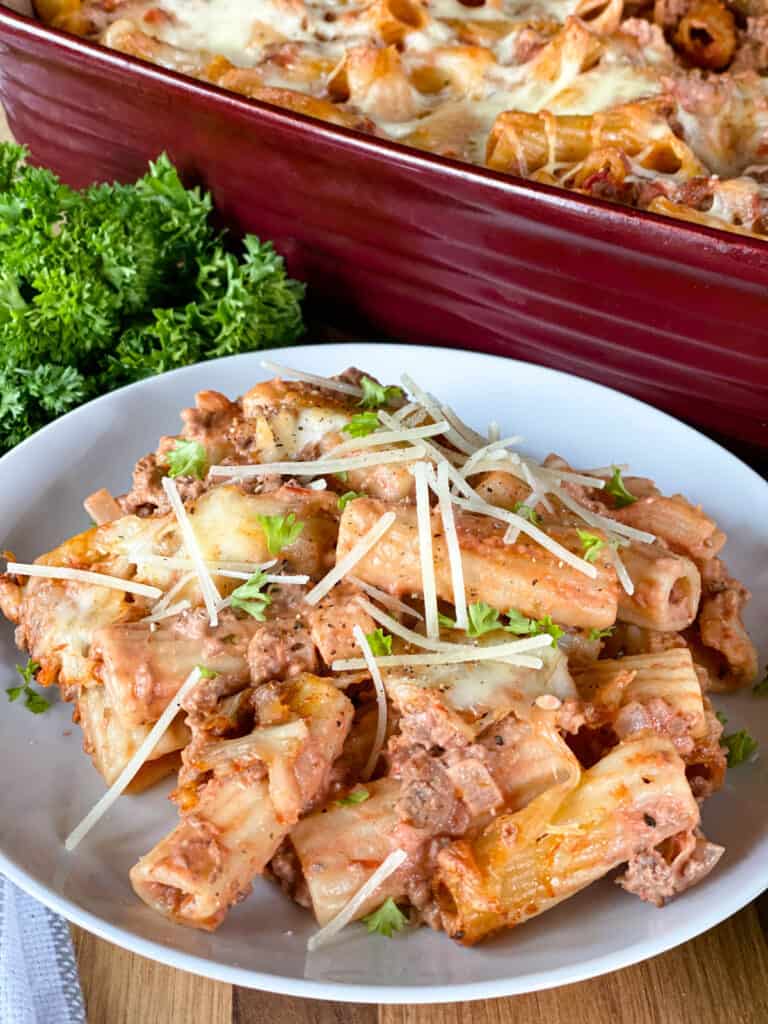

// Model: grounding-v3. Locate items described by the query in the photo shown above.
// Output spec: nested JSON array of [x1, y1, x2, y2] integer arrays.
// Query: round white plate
[[1, 343, 766, 1004]]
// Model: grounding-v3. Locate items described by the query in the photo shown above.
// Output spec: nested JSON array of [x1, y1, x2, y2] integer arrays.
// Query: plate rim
[[1, 340, 765, 1003]]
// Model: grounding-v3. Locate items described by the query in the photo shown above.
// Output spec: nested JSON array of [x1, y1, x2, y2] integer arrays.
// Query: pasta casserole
[[35, 0, 768, 239], [0, 362, 758, 947]]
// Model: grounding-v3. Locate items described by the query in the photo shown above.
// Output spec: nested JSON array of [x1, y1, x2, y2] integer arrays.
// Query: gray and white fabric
[[0, 875, 86, 1024]]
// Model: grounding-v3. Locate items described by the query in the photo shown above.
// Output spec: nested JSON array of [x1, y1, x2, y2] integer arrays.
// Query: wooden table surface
[[3, 106, 768, 1024]]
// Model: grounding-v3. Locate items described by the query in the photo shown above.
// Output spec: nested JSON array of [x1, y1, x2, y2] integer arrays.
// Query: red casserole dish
[[0, 3, 766, 446]]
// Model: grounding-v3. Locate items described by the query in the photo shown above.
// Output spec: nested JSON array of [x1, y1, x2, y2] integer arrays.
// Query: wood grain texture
[[380, 905, 768, 1024], [71, 925, 232, 1024], [234, 989, 377, 1024]]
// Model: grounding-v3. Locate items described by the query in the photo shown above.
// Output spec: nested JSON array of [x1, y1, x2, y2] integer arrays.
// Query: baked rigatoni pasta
[[0, 362, 757, 950], [32, 0, 768, 239]]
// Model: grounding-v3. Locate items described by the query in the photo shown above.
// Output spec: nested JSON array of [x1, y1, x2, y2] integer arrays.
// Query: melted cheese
[[71, 0, 768, 237]]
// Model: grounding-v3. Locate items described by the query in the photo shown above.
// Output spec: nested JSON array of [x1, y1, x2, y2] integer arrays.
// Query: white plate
[[1, 343, 766, 1004]]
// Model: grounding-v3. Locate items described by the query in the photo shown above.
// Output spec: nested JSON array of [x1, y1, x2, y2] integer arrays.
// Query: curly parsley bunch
[[0, 145, 305, 453]]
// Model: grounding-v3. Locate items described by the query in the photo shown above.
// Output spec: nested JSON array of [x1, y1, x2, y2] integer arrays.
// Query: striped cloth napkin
[[0, 875, 85, 1024]]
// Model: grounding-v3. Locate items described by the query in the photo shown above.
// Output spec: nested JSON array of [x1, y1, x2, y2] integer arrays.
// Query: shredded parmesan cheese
[[306, 848, 408, 952], [399, 374, 475, 455], [214, 570, 309, 585], [260, 360, 363, 398], [354, 625, 388, 782], [503, 524, 520, 545], [6, 562, 162, 599], [391, 401, 421, 424], [529, 462, 608, 490], [142, 599, 192, 623], [450, 496, 598, 578], [65, 667, 203, 851], [130, 555, 277, 575], [610, 544, 635, 596], [329, 421, 449, 455], [440, 404, 490, 452], [308, 479, 328, 491], [161, 477, 221, 628], [356, 596, 462, 652], [332, 633, 552, 671], [413, 462, 439, 640], [304, 511, 396, 606], [553, 488, 655, 544], [209, 447, 427, 480], [346, 576, 423, 620], [147, 570, 196, 617], [434, 460, 468, 631], [460, 436, 523, 479]]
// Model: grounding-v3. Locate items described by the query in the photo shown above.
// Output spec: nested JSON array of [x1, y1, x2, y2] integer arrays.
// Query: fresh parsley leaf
[[753, 671, 768, 696], [512, 502, 541, 526], [257, 512, 304, 555], [535, 615, 564, 643], [336, 787, 370, 807], [577, 529, 605, 563], [365, 628, 392, 656], [716, 710, 728, 726], [605, 466, 637, 508], [503, 610, 563, 643], [16, 659, 40, 686], [723, 729, 758, 767], [7, 659, 50, 713], [230, 571, 272, 620], [342, 412, 380, 438], [338, 491, 365, 511], [166, 439, 208, 480], [588, 626, 615, 641], [362, 897, 408, 938], [504, 609, 535, 635], [24, 689, 50, 714], [196, 665, 219, 679], [358, 376, 403, 410], [335, 471, 349, 483], [438, 612, 457, 629], [467, 601, 502, 637]]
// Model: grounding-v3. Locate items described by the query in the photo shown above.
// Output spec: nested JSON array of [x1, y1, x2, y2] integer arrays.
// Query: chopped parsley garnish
[[335, 471, 349, 483], [504, 609, 563, 643], [605, 466, 637, 508], [335, 787, 370, 807], [716, 710, 758, 765], [588, 626, 615, 641], [577, 529, 605, 563], [753, 671, 768, 696], [257, 512, 304, 555], [196, 665, 219, 679], [358, 376, 403, 410], [338, 491, 365, 511], [438, 612, 457, 629], [362, 897, 408, 938], [534, 615, 564, 643], [504, 608, 535, 635], [365, 628, 393, 656], [342, 412, 380, 438], [723, 729, 758, 767], [466, 601, 503, 637], [230, 571, 272, 620], [166, 439, 208, 480], [6, 659, 50, 714], [512, 502, 541, 526]]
